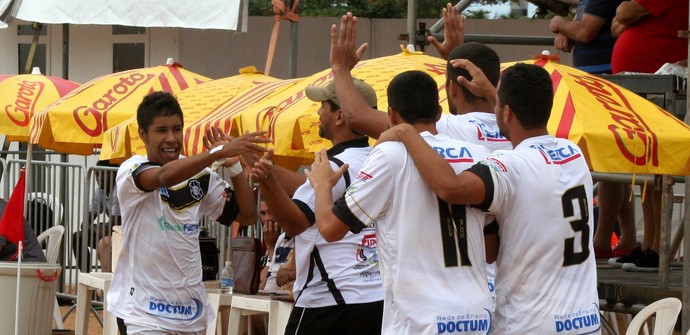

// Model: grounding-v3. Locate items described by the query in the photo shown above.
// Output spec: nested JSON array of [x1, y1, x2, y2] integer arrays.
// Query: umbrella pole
[[23, 22, 43, 74], [14, 241, 22, 335]]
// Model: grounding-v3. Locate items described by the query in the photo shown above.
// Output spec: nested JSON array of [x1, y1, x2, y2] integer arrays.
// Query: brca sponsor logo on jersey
[[147, 297, 203, 321], [433, 146, 475, 163], [531, 144, 582, 165], [469, 120, 508, 143], [436, 309, 492, 334], [158, 217, 200, 233], [553, 305, 600, 334]]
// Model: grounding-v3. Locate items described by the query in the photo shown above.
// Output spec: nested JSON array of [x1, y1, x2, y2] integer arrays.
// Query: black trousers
[[284, 301, 383, 335]]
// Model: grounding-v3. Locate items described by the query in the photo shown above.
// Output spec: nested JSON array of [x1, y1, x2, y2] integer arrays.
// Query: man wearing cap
[[249, 78, 384, 335]]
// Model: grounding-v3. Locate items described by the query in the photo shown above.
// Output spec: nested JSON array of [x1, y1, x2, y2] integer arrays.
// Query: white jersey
[[291, 137, 383, 308], [333, 132, 493, 335], [470, 135, 599, 334], [437, 112, 511, 153], [108, 155, 235, 332]]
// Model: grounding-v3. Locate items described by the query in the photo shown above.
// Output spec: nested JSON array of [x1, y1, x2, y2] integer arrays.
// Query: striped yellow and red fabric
[[29, 62, 209, 155], [100, 66, 279, 163], [0, 73, 80, 142], [502, 57, 690, 175], [234, 48, 448, 167]]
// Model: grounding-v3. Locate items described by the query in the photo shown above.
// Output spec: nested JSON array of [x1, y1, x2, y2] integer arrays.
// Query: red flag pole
[[14, 241, 22, 335], [0, 168, 26, 261]]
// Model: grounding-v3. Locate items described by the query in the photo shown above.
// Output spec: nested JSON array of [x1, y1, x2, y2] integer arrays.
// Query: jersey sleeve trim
[[332, 196, 368, 234], [293, 199, 315, 225], [216, 185, 240, 226], [131, 162, 161, 192], [466, 163, 494, 212]]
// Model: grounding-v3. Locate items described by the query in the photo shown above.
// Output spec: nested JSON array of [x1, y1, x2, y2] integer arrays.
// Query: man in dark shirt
[[0, 198, 47, 262]]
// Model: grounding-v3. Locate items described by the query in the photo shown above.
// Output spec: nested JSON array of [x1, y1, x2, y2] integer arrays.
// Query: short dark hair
[[446, 42, 500, 103], [136, 91, 184, 132], [387, 70, 439, 124], [497, 63, 553, 129]]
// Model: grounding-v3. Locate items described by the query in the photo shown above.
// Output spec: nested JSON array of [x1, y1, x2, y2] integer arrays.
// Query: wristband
[[223, 161, 244, 178]]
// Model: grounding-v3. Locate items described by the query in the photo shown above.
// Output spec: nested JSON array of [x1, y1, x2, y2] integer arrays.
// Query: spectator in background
[[72, 160, 121, 272], [608, 0, 689, 272], [550, 0, 638, 261], [0, 198, 46, 262], [259, 200, 294, 292]]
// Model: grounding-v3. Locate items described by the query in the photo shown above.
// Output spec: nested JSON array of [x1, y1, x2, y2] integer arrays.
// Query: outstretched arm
[[135, 130, 269, 191], [205, 127, 259, 226], [330, 12, 389, 139], [550, 14, 605, 44], [380, 124, 486, 205], [305, 150, 351, 242], [251, 151, 312, 237], [428, 3, 465, 60], [242, 151, 305, 197]]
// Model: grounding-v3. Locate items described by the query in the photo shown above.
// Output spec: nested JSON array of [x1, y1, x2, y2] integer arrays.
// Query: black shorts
[[284, 301, 383, 335]]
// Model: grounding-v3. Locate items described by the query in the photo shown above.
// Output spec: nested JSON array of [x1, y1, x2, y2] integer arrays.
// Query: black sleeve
[[466, 163, 494, 212], [332, 197, 368, 234], [216, 185, 240, 226], [293, 199, 315, 225], [483, 219, 499, 235], [131, 162, 162, 192]]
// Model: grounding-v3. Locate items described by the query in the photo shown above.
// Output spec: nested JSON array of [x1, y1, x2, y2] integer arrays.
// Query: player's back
[[375, 132, 493, 334], [486, 135, 599, 334]]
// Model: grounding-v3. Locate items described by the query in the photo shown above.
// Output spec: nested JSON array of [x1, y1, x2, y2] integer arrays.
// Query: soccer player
[[378, 64, 600, 334], [107, 92, 269, 334], [249, 79, 384, 335], [306, 70, 494, 334]]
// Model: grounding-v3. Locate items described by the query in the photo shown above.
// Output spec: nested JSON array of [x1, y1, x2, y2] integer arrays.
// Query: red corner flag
[[0, 169, 26, 261]]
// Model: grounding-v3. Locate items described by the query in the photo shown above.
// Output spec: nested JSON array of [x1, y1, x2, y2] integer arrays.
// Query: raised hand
[[305, 149, 348, 190], [251, 149, 276, 181], [330, 12, 368, 72], [450, 59, 497, 104], [428, 3, 465, 60]]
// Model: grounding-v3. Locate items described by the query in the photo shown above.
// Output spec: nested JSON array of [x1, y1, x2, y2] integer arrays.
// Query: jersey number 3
[[562, 185, 590, 266], [438, 199, 471, 267]]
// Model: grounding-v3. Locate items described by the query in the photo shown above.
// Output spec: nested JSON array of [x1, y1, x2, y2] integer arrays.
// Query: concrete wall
[[0, 16, 570, 81]]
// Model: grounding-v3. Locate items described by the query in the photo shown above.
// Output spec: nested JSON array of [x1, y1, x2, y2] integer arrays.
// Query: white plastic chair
[[36, 225, 66, 330], [625, 297, 682, 335], [36, 225, 65, 263]]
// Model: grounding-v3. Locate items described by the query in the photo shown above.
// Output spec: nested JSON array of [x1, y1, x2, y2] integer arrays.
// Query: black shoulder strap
[[329, 157, 351, 188], [295, 247, 346, 306]]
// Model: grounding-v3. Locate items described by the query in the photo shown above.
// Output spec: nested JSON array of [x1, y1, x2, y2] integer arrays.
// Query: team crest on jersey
[[531, 144, 582, 165], [188, 180, 204, 200], [470, 120, 508, 143], [433, 146, 475, 163]]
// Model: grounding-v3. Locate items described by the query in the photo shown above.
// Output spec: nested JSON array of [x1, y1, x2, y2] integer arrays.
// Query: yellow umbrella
[[182, 78, 302, 165], [100, 66, 278, 163], [0, 71, 80, 142], [238, 47, 447, 165], [503, 55, 690, 175], [28, 61, 210, 155]]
